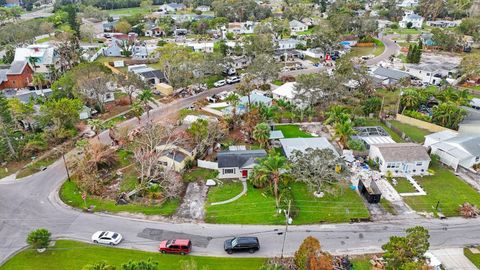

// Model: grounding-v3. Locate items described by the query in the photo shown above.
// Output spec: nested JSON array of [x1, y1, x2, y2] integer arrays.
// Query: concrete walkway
[[431, 248, 478, 270], [399, 175, 426, 196], [211, 180, 247, 205]]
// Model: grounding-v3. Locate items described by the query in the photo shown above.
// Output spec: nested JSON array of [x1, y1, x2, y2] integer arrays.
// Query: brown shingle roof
[[375, 143, 430, 162]]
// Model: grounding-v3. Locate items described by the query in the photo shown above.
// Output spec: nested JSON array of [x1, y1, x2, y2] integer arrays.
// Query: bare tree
[[77, 70, 113, 113], [289, 148, 349, 195]]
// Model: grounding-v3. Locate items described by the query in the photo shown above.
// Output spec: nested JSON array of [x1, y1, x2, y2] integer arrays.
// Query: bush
[[390, 23, 399, 29], [353, 117, 367, 127], [157, 40, 167, 47], [294, 236, 321, 270], [27, 228, 51, 250], [403, 110, 431, 122], [347, 139, 366, 151]]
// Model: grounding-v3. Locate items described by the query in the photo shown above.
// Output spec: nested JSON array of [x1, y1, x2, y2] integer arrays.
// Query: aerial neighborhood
[[1, 0, 480, 269]]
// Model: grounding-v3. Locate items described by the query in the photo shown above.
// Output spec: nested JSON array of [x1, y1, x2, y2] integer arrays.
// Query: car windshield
[[112, 233, 119, 239], [166, 240, 173, 247], [99, 232, 106, 238], [231, 238, 238, 247]]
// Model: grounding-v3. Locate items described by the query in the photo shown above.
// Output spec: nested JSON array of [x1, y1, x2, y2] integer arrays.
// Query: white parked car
[[91, 231, 123, 245], [226, 76, 240, 84], [214, 80, 226, 87]]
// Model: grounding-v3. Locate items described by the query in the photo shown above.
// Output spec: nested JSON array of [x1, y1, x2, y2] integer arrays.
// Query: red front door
[[242, 170, 248, 178]]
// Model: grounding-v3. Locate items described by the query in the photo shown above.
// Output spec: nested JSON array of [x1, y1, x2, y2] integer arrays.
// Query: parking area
[[431, 248, 478, 270], [138, 228, 212, 248]]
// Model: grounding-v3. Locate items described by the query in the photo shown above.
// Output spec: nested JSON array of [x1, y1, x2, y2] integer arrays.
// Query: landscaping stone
[[206, 179, 216, 186]]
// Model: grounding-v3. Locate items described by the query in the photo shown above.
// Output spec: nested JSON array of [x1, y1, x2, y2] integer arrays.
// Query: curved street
[[0, 36, 433, 264]]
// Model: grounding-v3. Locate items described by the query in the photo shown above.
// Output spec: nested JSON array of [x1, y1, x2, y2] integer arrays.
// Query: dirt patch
[[175, 182, 208, 221]]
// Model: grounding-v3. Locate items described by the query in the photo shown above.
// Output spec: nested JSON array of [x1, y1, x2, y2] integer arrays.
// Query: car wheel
[[109, 242, 114, 246], [93, 240, 98, 244], [161, 250, 166, 254], [227, 249, 233, 254], [249, 249, 255, 254]]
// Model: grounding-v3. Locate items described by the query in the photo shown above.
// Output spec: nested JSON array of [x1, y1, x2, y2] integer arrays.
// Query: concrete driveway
[[431, 248, 478, 270]]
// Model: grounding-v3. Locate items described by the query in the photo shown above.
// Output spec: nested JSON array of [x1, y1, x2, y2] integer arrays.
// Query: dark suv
[[224, 237, 260, 254]]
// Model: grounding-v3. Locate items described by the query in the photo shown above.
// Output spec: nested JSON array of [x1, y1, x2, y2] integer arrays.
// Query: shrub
[[347, 139, 366, 151], [27, 228, 51, 250], [403, 110, 431, 122], [294, 236, 321, 270], [353, 117, 367, 127]]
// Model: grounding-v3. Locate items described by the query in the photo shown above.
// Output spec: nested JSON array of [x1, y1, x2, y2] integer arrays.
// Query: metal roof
[[373, 67, 410, 81], [279, 137, 338, 159], [7, 61, 28, 75], [0, 69, 7, 83]]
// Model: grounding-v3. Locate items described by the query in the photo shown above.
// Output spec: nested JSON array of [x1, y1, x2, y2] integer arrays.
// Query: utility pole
[[62, 153, 71, 182], [280, 200, 291, 259]]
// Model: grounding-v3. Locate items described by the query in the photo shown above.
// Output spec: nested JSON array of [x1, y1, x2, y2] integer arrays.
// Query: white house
[[195, 5, 210, 12], [289, 20, 308, 34], [14, 44, 59, 80], [369, 143, 431, 176], [277, 39, 306, 50], [156, 143, 194, 172], [425, 132, 480, 171], [398, 0, 419, 7], [404, 63, 458, 85], [272, 82, 297, 103], [217, 149, 267, 179], [185, 42, 214, 53], [399, 11, 424, 28], [227, 21, 255, 35], [159, 3, 186, 12]]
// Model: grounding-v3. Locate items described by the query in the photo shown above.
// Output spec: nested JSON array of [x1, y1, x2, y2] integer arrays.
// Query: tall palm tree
[[32, 73, 46, 91], [334, 120, 355, 147], [137, 89, 155, 119], [131, 101, 144, 123], [251, 152, 289, 208], [401, 89, 420, 112], [253, 122, 271, 149]]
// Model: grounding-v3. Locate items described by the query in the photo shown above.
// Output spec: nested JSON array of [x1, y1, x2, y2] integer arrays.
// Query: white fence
[[198, 160, 218, 170]]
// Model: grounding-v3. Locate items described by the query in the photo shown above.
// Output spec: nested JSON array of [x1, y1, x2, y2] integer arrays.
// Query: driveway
[[431, 248, 478, 270], [366, 35, 400, 66]]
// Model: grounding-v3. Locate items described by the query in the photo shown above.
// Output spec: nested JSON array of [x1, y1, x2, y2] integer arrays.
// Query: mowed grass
[[60, 181, 179, 216], [403, 162, 480, 216], [107, 6, 158, 16], [464, 247, 480, 268], [183, 167, 219, 183], [388, 120, 431, 143], [205, 182, 369, 225], [274, 125, 313, 138], [390, 178, 417, 193], [0, 240, 265, 270]]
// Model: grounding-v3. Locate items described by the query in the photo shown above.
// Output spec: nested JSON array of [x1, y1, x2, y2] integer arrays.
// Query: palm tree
[[87, 119, 104, 134], [27, 56, 40, 71], [324, 105, 350, 125], [334, 120, 355, 147], [253, 123, 271, 149], [32, 73, 46, 91], [131, 101, 144, 123], [225, 93, 240, 127], [137, 89, 155, 119], [401, 89, 420, 112], [251, 152, 289, 208]]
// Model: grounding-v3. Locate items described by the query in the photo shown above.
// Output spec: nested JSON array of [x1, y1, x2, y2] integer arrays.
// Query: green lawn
[[183, 167, 219, 183], [388, 120, 431, 143], [403, 162, 480, 216], [464, 247, 480, 268], [60, 181, 179, 216], [205, 182, 369, 225], [362, 118, 403, 143], [384, 28, 422, 35], [347, 44, 385, 59], [274, 125, 313, 138], [107, 6, 158, 16], [389, 178, 417, 193], [351, 258, 373, 270], [380, 198, 397, 215], [0, 240, 265, 270]]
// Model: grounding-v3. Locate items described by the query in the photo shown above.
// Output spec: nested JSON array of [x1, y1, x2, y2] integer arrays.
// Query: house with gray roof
[[371, 67, 411, 85], [369, 143, 430, 176], [289, 20, 308, 34], [217, 149, 267, 179], [399, 11, 424, 28]]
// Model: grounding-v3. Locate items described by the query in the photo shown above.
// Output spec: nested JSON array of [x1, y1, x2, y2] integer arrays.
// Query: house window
[[159, 161, 168, 166], [416, 161, 423, 166], [223, 168, 235, 174]]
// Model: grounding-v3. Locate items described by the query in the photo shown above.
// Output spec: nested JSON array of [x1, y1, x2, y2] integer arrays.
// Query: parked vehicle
[[206, 95, 219, 103], [227, 76, 241, 84], [214, 80, 226, 87], [91, 231, 123, 246], [224, 237, 259, 254], [159, 239, 192, 255], [223, 67, 237, 76]]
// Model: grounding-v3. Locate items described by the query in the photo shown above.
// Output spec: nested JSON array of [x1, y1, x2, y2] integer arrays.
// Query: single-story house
[[217, 149, 267, 179], [302, 48, 324, 59], [195, 5, 210, 12], [425, 132, 480, 171], [289, 20, 308, 34], [404, 63, 458, 85], [272, 82, 297, 103], [398, 0, 419, 7], [185, 42, 214, 53], [129, 65, 167, 85], [231, 55, 250, 69], [159, 3, 186, 12], [227, 21, 255, 35], [277, 39, 306, 50], [369, 143, 430, 176], [239, 92, 272, 107], [279, 137, 338, 159], [426, 20, 460, 28], [156, 143, 194, 172], [371, 67, 411, 85], [399, 11, 424, 28]]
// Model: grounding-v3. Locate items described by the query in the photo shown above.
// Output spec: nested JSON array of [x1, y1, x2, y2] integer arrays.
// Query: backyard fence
[[198, 160, 218, 170], [395, 114, 454, 133]]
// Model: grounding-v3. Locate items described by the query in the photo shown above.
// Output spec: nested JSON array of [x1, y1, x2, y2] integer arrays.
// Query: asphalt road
[[366, 34, 400, 66], [0, 36, 415, 264]]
